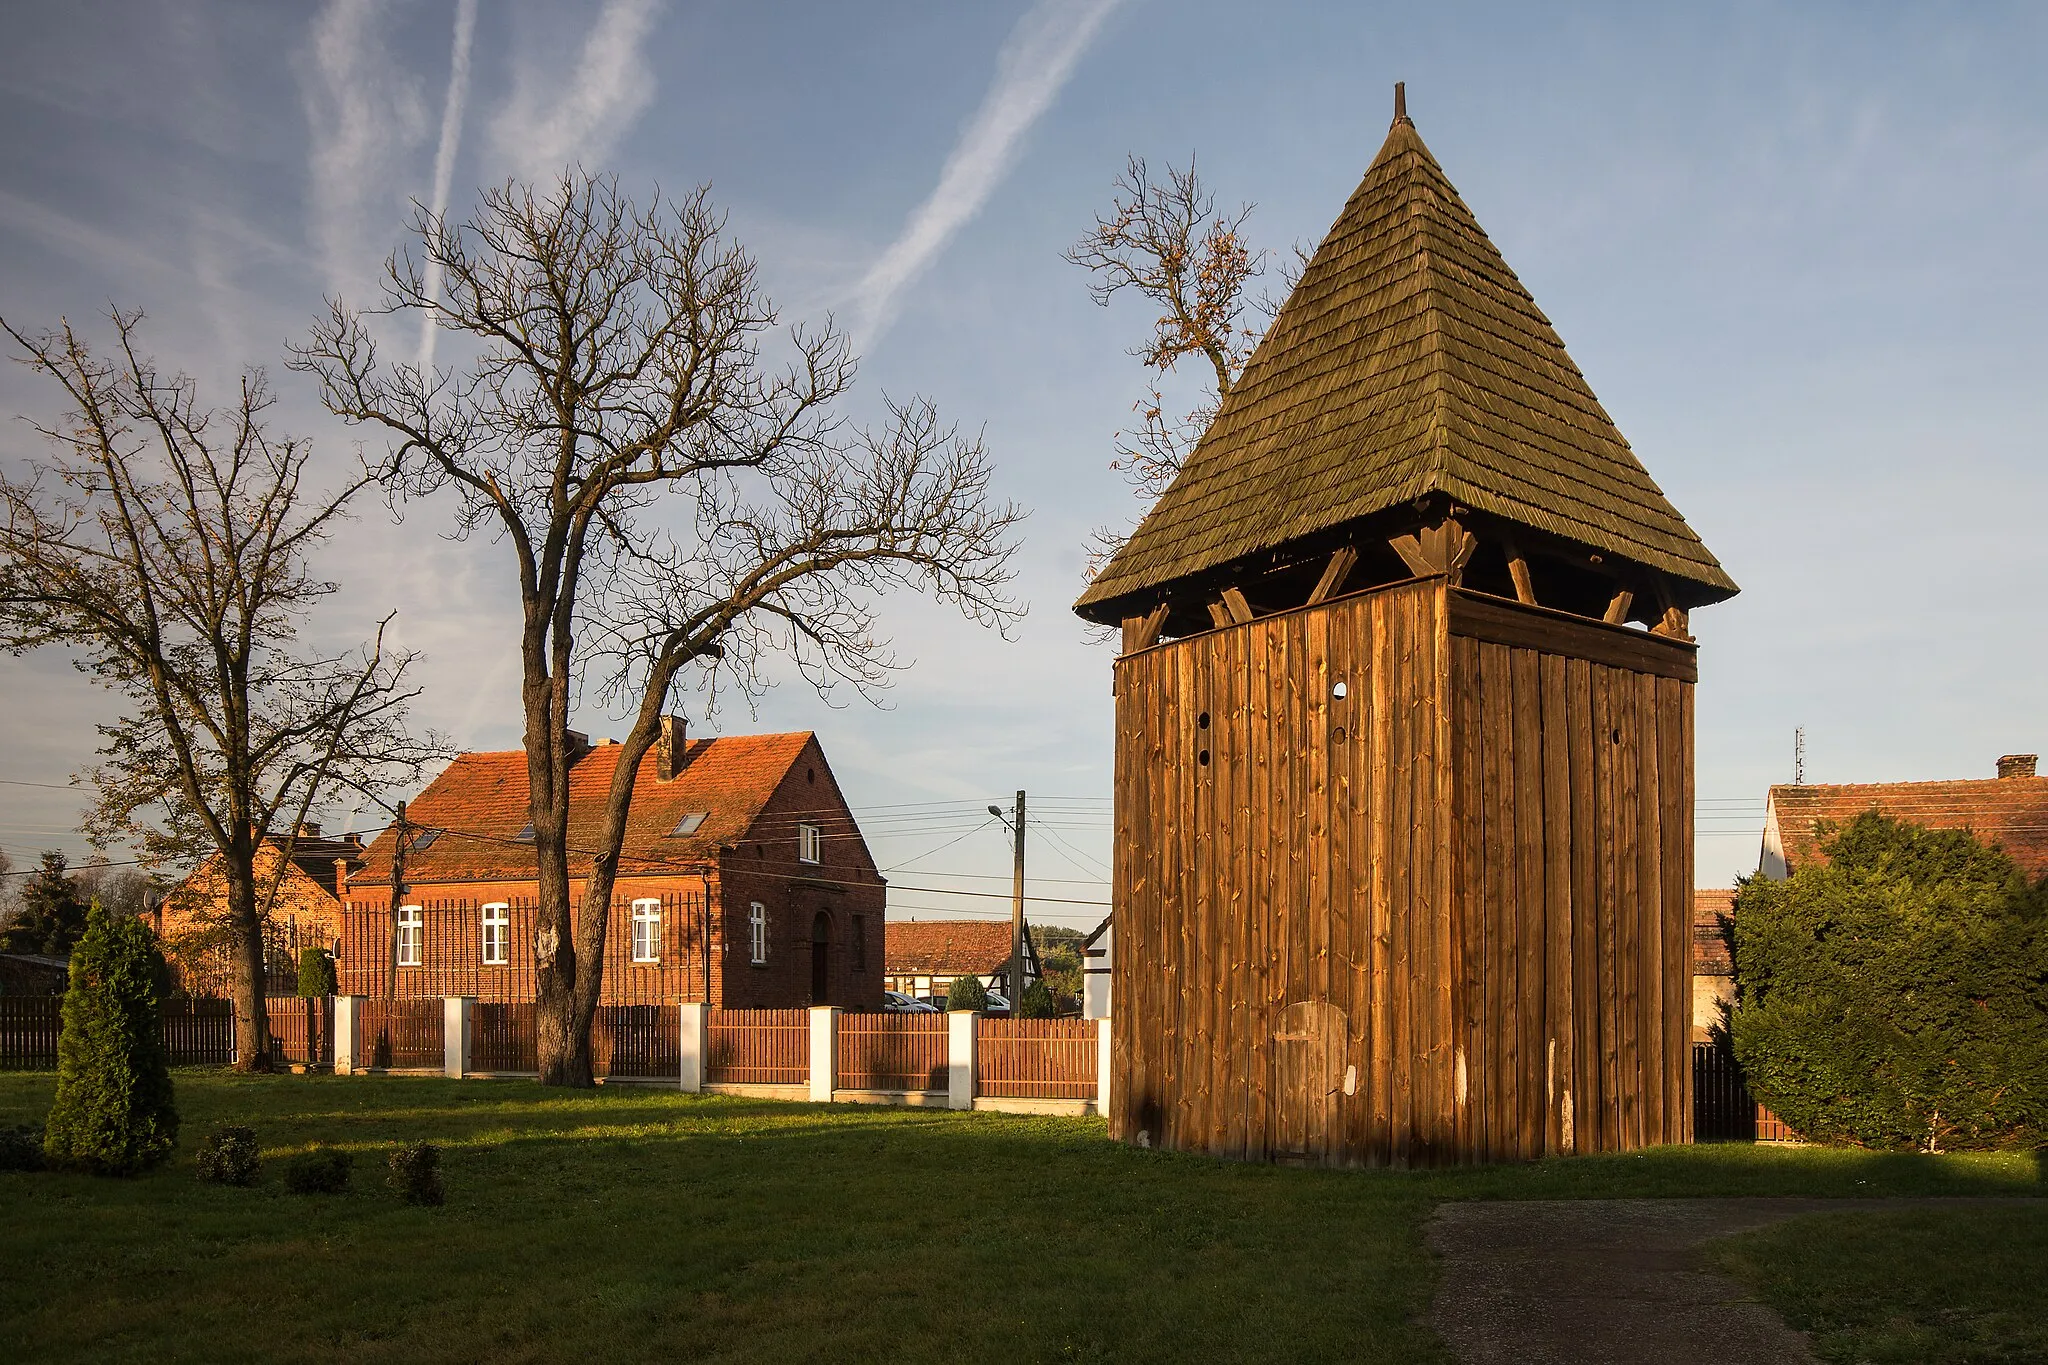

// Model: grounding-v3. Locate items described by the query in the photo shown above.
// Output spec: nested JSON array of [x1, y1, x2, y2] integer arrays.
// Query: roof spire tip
[[1393, 81, 1409, 126]]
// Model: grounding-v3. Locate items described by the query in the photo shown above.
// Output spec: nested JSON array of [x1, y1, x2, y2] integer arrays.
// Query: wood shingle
[[1076, 99, 1737, 624]]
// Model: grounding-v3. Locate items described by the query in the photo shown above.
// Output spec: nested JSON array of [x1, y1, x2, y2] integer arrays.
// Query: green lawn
[[1710, 1203, 2048, 1365], [0, 1072, 2041, 1364]]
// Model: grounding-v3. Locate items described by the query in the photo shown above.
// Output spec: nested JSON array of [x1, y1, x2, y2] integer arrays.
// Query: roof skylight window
[[669, 811, 708, 837]]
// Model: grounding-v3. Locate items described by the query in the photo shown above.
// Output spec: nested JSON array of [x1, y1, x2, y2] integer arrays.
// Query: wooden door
[[1270, 999, 1347, 1161]]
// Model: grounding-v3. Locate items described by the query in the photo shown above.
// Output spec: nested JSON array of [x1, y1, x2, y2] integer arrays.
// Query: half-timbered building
[[1073, 88, 1739, 1165]]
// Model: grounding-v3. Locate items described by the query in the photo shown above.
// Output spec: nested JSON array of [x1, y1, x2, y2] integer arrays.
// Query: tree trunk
[[225, 853, 275, 1073]]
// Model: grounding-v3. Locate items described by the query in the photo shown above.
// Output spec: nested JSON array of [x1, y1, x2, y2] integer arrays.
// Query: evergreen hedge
[[387, 1141, 444, 1206], [1017, 981, 1056, 1019], [42, 903, 179, 1175], [296, 947, 337, 999], [1730, 812, 2048, 1151]]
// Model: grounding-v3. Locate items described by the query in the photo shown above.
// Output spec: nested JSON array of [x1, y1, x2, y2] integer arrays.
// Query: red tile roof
[[1693, 888, 1734, 977], [1768, 775, 2048, 877], [356, 733, 817, 884], [885, 919, 1015, 976]]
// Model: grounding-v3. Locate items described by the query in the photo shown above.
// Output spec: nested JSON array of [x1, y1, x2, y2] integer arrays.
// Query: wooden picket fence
[[473, 1002, 538, 1073], [354, 998, 443, 1069], [266, 997, 334, 1068], [975, 1017, 1097, 1099], [837, 1011, 946, 1091], [0, 998, 60, 1069], [595, 1004, 680, 1079], [706, 1007, 808, 1086]]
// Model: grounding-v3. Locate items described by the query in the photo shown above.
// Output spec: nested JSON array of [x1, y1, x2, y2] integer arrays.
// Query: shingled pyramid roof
[[1075, 98, 1738, 622]]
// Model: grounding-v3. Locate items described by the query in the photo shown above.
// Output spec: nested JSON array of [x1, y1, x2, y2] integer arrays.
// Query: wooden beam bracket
[[1306, 545, 1359, 606], [1121, 602, 1171, 654], [1601, 588, 1635, 625], [1501, 535, 1537, 607], [1389, 517, 1478, 587]]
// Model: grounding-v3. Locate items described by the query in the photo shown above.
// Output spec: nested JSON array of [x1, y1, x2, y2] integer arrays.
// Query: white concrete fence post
[[679, 1001, 707, 1093], [1096, 1015, 1113, 1118], [333, 996, 361, 1075], [808, 1005, 839, 1103], [443, 997, 473, 1079], [947, 1009, 977, 1111]]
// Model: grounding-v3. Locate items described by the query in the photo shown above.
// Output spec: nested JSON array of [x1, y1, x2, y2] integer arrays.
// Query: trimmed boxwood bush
[[0, 1123, 46, 1172], [946, 975, 988, 1012], [1017, 981, 1056, 1019], [282, 1147, 352, 1194], [42, 902, 178, 1175], [387, 1141, 444, 1206], [194, 1125, 261, 1185], [1730, 812, 2048, 1152]]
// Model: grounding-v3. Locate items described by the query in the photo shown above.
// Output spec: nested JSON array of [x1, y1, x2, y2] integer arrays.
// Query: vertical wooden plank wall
[[1110, 581, 1456, 1165], [1109, 576, 1695, 1165], [1446, 630, 1694, 1160]]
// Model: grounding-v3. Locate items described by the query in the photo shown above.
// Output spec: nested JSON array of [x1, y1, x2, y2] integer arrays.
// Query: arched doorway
[[811, 911, 831, 1005]]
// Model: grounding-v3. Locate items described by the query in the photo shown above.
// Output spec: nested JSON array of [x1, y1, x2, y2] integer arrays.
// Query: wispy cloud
[[490, 0, 664, 183], [849, 0, 1121, 347], [300, 0, 427, 302], [419, 0, 479, 372]]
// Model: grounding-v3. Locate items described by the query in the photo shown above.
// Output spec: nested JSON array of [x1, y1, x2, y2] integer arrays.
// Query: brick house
[[1761, 752, 2048, 879], [882, 918, 1039, 1005], [1690, 888, 1735, 1042], [339, 723, 885, 1009], [157, 826, 366, 994]]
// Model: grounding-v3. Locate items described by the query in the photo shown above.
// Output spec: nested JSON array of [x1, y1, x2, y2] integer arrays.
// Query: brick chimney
[[656, 714, 689, 781], [1996, 753, 2038, 779]]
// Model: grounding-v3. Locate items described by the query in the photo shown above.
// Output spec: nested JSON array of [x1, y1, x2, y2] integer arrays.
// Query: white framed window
[[631, 898, 662, 963], [396, 905, 423, 967], [798, 822, 821, 864], [749, 902, 768, 965], [481, 903, 509, 965]]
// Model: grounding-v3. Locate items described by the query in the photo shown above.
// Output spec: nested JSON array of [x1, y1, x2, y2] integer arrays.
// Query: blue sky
[[1, 0, 2044, 912]]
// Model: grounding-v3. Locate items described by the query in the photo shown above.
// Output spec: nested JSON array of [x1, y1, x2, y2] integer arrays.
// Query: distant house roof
[[885, 920, 1016, 977], [1762, 755, 2048, 879], [1693, 889, 1735, 978], [1075, 100, 1736, 624], [355, 732, 823, 884]]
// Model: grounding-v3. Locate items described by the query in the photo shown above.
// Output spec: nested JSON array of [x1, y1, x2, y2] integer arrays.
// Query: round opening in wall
[[1197, 711, 1210, 729], [1332, 680, 1348, 699], [1611, 728, 1623, 745], [1332, 726, 1347, 744], [1198, 749, 1210, 766]]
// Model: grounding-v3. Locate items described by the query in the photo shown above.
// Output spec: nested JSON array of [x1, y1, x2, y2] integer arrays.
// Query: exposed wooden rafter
[[1602, 589, 1634, 625], [1306, 545, 1359, 605], [1501, 535, 1537, 606], [1121, 602, 1170, 654], [1389, 518, 1478, 586], [1206, 600, 1233, 630], [1219, 587, 1254, 624]]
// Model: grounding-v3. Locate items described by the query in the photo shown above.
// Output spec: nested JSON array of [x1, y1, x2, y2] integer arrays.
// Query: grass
[[1, 1071, 2042, 1364], [1709, 1204, 2048, 1364]]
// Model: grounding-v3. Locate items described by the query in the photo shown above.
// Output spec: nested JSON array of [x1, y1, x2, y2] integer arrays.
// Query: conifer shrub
[[282, 1147, 352, 1194], [1730, 812, 2048, 1152], [946, 974, 988, 1012], [194, 1125, 261, 1185], [42, 903, 179, 1175], [296, 947, 337, 999], [0, 1122, 46, 1172], [1017, 981, 1056, 1019], [387, 1140, 444, 1205]]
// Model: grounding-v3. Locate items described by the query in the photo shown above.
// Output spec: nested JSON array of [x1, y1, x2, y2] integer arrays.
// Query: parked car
[[882, 990, 939, 1014], [982, 992, 1010, 1015]]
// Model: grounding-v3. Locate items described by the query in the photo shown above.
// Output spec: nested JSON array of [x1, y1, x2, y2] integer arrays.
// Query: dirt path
[[1425, 1197, 1944, 1365]]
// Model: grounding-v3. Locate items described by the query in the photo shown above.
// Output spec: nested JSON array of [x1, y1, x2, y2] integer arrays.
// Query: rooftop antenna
[[1794, 727, 1806, 785]]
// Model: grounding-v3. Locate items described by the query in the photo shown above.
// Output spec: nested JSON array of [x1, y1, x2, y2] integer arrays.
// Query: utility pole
[[387, 799, 409, 999], [990, 790, 1027, 1011]]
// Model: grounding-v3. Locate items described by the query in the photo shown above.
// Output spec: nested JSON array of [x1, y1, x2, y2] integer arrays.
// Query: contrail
[[850, 0, 1121, 348], [419, 0, 479, 374], [491, 0, 663, 183]]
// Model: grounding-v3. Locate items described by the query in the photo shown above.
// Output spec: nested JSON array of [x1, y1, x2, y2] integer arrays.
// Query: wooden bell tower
[[1074, 88, 1738, 1166]]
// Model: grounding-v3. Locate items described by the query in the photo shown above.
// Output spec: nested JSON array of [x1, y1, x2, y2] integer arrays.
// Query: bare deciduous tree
[[1066, 155, 1267, 506], [0, 311, 441, 1068], [294, 171, 1025, 1087]]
